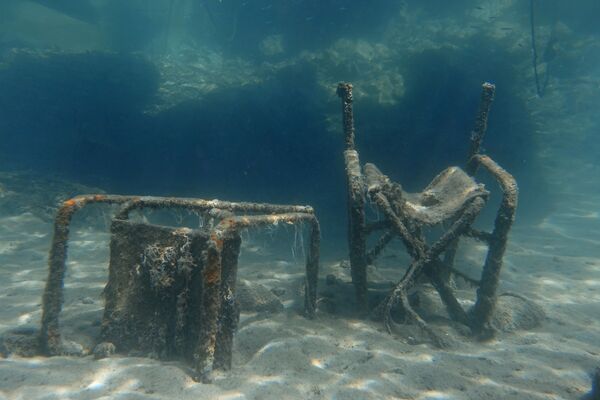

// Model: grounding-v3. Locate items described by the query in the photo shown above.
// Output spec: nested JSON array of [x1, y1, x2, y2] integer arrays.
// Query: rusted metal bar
[[335, 81, 517, 347], [443, 82, 496, 282], [365, 220, 391, 234], [195, 236, 223, 381], [115, 196, 314, 220], [366, 230, 395, 265], [212, 212, 321, 318], [304, 218, 321, 317], [213, 233, 241, 371], [426, 260, 471, 326], [39, 195, 136, 354], [589, 367, 600, 400], [422, 197, 486, 326], [428, 197, 486, 257], [40, 194, 319, 362], [338, 82, 369, 313], [375, 193, 486, 345], [39, 202, 78, 355], [466, 82, 496, 176], [337, 82, 356, 151], [369, 191, 424, 261], [447, 265, 481, 287], [469, 155, 518, 339], [464, 227, 493, 243]]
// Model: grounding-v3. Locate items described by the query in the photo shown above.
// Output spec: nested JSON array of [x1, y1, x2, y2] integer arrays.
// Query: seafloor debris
[[29, 194, 319, 381], [337, 81, 519, 345]]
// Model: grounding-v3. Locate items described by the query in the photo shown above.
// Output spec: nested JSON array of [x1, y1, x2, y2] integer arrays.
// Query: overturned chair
[[337, 82, 517, 345], [39, 195, 320, 380]]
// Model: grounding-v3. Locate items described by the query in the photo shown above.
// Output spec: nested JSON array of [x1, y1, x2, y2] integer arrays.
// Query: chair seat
[[403, 166, 489, 226]]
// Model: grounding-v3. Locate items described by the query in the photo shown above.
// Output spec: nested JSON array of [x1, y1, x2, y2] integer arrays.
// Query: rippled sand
[[0, 192, 598, 400]]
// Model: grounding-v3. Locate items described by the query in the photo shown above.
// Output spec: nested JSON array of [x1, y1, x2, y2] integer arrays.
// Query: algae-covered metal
[[337, 82, 518, 344], [38, 195, 320, 380]]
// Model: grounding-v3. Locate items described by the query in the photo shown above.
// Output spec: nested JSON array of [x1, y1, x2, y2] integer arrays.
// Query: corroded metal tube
[[469, 154, 518, 339]]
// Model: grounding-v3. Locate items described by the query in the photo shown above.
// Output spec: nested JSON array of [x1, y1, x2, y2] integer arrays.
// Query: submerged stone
[[491, 293, 546, 332], [237, 280, 284, 314]]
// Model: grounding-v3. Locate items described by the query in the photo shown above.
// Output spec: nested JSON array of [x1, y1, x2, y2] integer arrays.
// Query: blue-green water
[[0, 1, 599, 399]]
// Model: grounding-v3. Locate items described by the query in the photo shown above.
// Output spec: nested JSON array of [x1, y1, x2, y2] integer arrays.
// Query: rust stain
[[221, 218, 236, 229], [210, 233, 224, 249], [204, 265, 220, 284], [203, 252, 220, 284]]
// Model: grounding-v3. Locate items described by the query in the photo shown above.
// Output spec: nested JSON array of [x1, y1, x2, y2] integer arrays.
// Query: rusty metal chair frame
[[337, 82, 518, 344], [38, 195, 320, 379]]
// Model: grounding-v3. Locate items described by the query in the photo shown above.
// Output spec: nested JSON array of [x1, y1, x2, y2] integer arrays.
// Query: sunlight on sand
[[583, 278, 600, 287], [3, 357, 45, 366], [218, 392, 247, 400], [538, 219, 600, 246], [255, 341, 286, 355], [0, 242, 18, 254], [14, 269, 36, 278], [539, 278, 566, 288], [403, 353, 435, 363], [17, 312, 34, 324], [347, 378, 381, 390], [417, 390, 455, 399], [1, 191, 599, 399], [8, 280, 43, 289], [248, 374, 284, 385], [85, 366, 113, 390], [347, 320, 373, 331]]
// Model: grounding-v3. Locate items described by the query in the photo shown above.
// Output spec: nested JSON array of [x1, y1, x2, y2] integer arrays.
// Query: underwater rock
[[0, 327, 86, 357], [237, 280, 284, 314], [93, 342, 116, 360], [491, 293, 546, 332], [58, 339, 85, 356], [270, 287, 286, 297], [149, 47, 261, 114], [0, 327, 39, 357], [80, 297, 95, 305], [318, 38, 405, 106]]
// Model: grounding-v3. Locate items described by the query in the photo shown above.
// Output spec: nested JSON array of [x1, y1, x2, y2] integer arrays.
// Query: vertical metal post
[[337, 83, 369, 312]]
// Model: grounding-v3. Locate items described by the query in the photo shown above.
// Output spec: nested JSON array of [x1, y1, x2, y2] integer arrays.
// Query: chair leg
[[442, 82, 496, 284], [469, 155, 518, 338], [369, 191, 425, 259], [366, 230, 395, 265], [441, 241, 459, 283], [426, 260, 469, 326], [213, 234, 241, 371], [304, 218, 321, 318], [375, 195, 486, 346], [345, 149, 369, 313], [425, 197, 486, 326], [338, 83, 370, 313]]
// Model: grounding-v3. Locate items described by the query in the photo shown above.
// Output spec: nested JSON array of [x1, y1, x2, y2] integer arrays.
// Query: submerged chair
[[337, 82, 517, 344], [38, 195, 320, 380]]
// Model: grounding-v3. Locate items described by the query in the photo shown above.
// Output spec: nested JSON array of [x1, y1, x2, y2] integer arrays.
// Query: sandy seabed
[[0, 191, 599, 400]]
